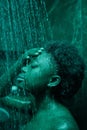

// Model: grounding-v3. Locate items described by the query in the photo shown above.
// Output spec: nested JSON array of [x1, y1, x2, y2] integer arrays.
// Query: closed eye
[[31, 61, 39, 68], [23, 56, 38, 66]]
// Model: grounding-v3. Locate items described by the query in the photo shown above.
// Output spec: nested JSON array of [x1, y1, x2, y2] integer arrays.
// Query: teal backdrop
[[0, 0, 87, 130]]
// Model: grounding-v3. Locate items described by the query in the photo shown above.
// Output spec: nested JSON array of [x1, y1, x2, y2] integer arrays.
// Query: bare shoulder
[[20, 103, 79, 130], [52, 116, 79, 130], [51, 113, 79, 130], [50, 103, 79, 130]]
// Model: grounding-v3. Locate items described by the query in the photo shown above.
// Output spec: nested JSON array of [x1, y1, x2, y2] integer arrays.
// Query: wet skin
[[1, 49, 57, 114], [17, 50, 57, 95], [21, 98, 79, 130], [0, 48, 79, 129], [17, 50, 79, 130]]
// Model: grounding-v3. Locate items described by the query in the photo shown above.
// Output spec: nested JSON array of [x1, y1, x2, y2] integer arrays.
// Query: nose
[[21, 66, 28, 73]]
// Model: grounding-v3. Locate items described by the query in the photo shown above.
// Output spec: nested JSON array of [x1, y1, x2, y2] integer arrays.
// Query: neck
[[34, 89, 58, 111], [38, 95, 56, 111]]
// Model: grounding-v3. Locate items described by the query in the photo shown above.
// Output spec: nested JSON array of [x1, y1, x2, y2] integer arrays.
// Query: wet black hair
[[45, 41, 85, 98]]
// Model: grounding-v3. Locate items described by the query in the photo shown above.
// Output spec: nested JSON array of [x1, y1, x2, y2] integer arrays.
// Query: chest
[[21, 104, 68, 130], [22, 111, 55, 130]]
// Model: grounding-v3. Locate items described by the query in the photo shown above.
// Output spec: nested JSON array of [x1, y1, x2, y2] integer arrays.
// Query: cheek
[[25, 70, 42, 86], [25, 70, 49, 88]]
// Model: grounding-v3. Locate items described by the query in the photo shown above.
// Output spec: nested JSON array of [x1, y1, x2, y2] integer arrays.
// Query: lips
[[14, 73, 30, 95], [13, 73, 26, 91], [17, 77, 24, 82], [11, 80, 29, 97], [16, 73, 25, 82]]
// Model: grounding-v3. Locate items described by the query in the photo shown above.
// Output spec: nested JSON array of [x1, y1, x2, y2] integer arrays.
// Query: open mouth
[[15, 73, 26, 89], [1, 74, 35, 112], [11, 74, 30, 97], [16, 73, 25, 82]]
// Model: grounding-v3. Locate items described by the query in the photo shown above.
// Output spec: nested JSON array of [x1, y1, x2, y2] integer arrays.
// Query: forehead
[[36, 51, 53, 64], [36, 51, 57, 73]]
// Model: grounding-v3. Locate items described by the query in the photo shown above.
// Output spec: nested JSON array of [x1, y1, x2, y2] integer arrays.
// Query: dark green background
[[0, 0, 87, 130]]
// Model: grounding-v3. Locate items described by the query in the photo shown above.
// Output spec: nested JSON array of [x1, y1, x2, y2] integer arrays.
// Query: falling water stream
[[0, 0, 83, 130], [0, 0, 53, 129]]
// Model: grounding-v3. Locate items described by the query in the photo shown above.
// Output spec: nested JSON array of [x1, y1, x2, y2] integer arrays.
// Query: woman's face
[[17, 51, 56, 94]]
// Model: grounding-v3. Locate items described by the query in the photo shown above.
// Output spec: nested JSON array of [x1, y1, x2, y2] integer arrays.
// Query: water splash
[[0, 0, 53, 129], [72, 0, 83, 55]]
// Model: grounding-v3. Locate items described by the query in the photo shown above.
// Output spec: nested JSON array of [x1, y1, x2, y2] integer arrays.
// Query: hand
[[1, 93, 36, 112], [22, 47, 44, 65], [15, 47, 44, 72]]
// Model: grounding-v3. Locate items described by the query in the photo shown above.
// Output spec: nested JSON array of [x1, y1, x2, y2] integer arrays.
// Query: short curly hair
[[45, 41, 85, 98]]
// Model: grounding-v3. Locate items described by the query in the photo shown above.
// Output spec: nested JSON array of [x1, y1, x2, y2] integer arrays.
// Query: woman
[[0, 41, 85, 130]]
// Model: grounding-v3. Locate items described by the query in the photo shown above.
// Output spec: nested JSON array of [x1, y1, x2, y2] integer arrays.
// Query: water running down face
[[17, 50, 59, 95]]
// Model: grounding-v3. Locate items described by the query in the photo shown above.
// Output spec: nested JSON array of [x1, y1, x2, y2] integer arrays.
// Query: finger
[[27, 47, 44, 56], [26, 56, 31, 60], [27, 48, 41, 56], [23, 47, 44, 65], [37, 48, 44, 54], [40, 47, 44, 51]]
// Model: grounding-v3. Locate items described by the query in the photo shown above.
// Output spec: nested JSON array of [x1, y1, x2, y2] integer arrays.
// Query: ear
[[47, 75, 61, 88]]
